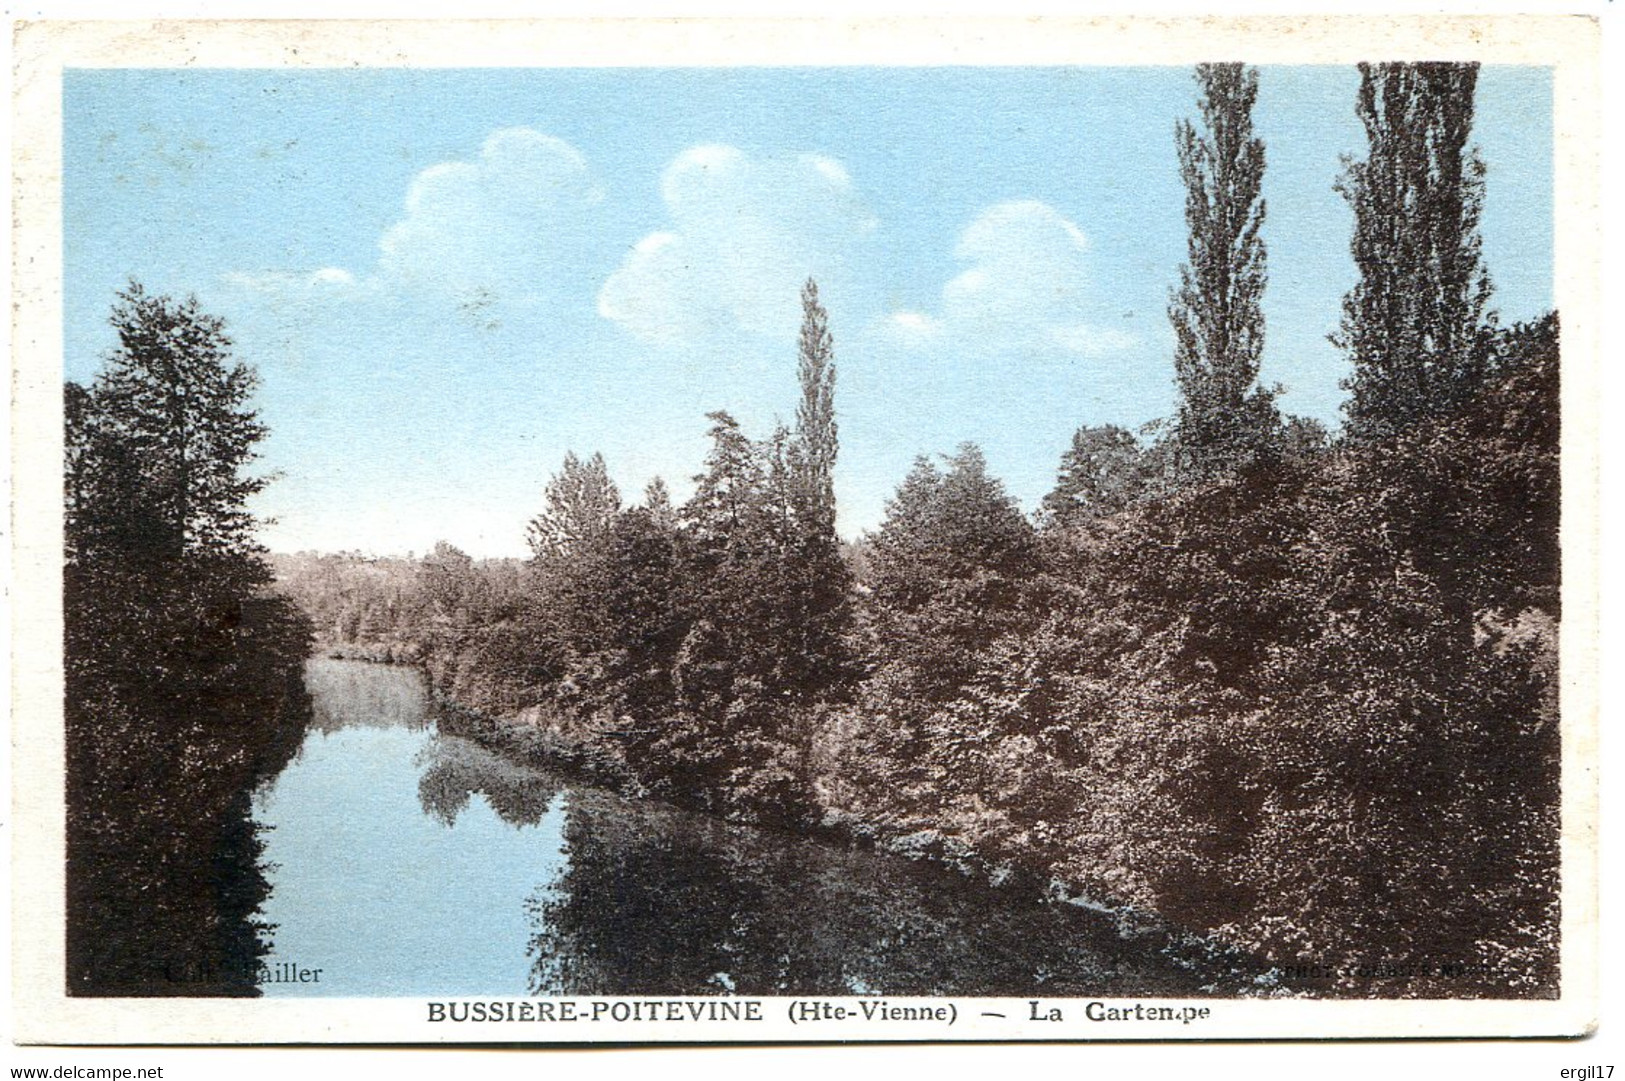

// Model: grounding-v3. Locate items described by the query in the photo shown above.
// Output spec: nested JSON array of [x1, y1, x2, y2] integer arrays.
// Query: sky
[[63, 65, 1554, 557]]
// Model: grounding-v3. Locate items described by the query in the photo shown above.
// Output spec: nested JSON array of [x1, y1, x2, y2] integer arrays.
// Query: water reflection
[[417, 737, 562, 828], [527, 790, 1197, 997], [527, 798, 772, 995], [306, 658, 433, 733], [257, 660, 1227, 998], [68, 666, 311, 996]]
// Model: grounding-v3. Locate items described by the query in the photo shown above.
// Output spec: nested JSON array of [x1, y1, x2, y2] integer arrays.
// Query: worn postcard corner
[[9, 13, 1603, 1047]]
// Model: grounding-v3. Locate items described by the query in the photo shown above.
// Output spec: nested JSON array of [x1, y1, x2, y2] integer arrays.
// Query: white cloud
[[880, 309, 943, 346], [309, 267, 355, 287], [225, 128, 600, 310], [599, 144, 877, 342], [887, 200, 1136, 359], [378, 128, 602, 302]]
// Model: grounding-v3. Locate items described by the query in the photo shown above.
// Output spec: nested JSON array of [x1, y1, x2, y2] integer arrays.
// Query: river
[[251, 658, 1228, 997]]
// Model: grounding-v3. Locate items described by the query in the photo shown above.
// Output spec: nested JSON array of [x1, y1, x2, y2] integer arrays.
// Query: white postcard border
[[10, 15, 1602, 1044]]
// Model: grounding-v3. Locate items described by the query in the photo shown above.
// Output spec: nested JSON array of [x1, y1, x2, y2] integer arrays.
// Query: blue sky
[[64, 66, 1553, 557]]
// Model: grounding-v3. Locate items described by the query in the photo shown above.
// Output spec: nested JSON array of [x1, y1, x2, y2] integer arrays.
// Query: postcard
[[10, 14, 1601, 1044]]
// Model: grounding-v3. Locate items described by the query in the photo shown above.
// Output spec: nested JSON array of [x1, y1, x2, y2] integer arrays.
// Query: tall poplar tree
[[1169, 63, 1277, 478], [793, 278, 839, 537], [786, 278, 851, 702], [1335, 62, 1493, 440]]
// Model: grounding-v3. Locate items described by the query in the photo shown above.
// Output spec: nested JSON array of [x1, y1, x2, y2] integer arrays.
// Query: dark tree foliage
[[1478, 315, 1561, 605], [1352, 313, 1561, 623], [681, 411, 762, 552], [68, 284, 271, 565], [1039, 424, 1151, 528], [837, 446, 1043, 814], [526, 451, 622, 564], [528, 454, 626, 666], [1336, 62, 1495, 441], [869, 445, 1037, 616], [1032, 432, 1556, 994], [643, 476, 677, 531], [591, 508, 685, 732], [65, 284, 312, 996], [662, 415, 826, 822], [1280, 414, 1331, 461], [1169, 63, 1279, 478]]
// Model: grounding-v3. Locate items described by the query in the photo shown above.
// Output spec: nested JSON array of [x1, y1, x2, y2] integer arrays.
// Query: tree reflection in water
[[307, 660, 435, 735], [526, 787, 1227, 998], [416, 735, 563, 829]]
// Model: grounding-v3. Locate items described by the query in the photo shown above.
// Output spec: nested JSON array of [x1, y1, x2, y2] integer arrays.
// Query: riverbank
[[320, 641, 422, 666]]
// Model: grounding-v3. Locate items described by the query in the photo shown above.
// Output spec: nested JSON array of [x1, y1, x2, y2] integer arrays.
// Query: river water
[[251, 658, 1221, 998]]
